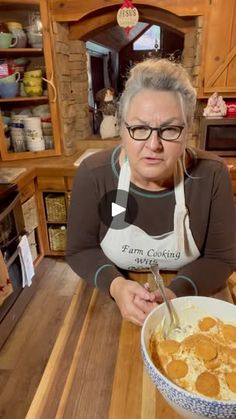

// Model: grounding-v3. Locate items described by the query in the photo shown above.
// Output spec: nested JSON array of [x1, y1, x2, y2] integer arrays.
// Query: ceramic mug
[[0, 72, 20, 84], [0, 81, 18, 98], [7, 21, 27, 48], [0, 32, 17, 48]]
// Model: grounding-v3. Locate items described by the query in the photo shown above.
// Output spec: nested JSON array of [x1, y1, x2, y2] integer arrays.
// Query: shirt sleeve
[[66, 159, 124, 294], [169, 162, 236, 297]]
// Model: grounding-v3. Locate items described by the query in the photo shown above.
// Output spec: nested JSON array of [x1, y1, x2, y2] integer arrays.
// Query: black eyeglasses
[[125, 122, 185, 142]]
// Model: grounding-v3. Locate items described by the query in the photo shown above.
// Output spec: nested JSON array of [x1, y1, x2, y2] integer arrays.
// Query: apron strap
[[116, 157, 190, 254], [115, 158, 130, 214], [173, 159, 190, 253]]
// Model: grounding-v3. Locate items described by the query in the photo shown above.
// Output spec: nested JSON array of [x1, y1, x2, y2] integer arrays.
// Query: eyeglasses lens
[[127, 125, 183, 141]]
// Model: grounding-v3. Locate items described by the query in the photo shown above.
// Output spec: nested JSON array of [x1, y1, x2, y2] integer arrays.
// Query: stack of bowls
[[32, 104, 53, 149], [23, 116, 45, 151], [32, 103, 50, 118], [10, 114, 28, 152], [41, 120, 53, 149], [23, 69, 42, 97]]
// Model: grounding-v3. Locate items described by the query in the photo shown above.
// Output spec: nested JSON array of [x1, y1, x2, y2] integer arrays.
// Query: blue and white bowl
[[141, 296, 236, 419]]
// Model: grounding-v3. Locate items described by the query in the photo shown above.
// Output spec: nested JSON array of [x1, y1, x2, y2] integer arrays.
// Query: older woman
[[66, 59, 236, 326]]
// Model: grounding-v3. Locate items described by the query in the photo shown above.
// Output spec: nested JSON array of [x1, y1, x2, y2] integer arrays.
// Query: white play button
[[111, 202, 126, 217], [98, 189, 138, 229]]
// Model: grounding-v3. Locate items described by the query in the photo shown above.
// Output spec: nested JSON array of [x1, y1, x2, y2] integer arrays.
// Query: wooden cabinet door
[[200, 0, 236, 96], [0, 0, 61, 161]]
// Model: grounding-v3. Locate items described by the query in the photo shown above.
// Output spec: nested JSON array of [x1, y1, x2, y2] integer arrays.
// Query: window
[[133, 25, 161, 51]]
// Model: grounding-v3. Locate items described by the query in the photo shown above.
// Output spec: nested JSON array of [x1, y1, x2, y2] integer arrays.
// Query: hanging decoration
[[117, 0, 139, 36]]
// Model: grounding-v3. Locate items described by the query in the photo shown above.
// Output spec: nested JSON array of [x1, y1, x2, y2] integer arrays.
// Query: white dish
[[141, 296, 236, 419]]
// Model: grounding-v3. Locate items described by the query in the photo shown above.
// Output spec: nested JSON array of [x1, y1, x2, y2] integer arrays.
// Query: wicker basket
[[45, 194, 67, 223], [22, 196, 38, 233], [48, 225, 67, 251]]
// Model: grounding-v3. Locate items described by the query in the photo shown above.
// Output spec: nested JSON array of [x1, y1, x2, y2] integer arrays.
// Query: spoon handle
[[154, 270, 176, 324]]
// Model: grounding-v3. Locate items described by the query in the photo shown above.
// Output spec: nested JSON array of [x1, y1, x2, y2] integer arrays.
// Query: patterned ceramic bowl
[[141, 296, 236, 419]]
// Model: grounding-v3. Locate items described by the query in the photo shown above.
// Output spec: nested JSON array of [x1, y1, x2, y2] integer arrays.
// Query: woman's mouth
[[143, 156, 163, 164]]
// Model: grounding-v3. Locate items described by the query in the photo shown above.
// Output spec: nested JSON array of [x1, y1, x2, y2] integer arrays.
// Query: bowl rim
[[141, 295, 236, 406]]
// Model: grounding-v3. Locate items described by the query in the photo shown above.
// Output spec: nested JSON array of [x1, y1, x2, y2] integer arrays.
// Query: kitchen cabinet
[[0, 185, 38, 348], [36, 175, 73, 256], [199, 0, 236, 97], [0, 0, 61, 161], [19, 179, 44, 265]]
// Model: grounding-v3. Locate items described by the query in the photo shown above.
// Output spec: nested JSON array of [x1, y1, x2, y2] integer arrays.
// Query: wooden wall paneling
[[69, 11, 117, 40], [37, 176, 66, 191], [227, 0, 236, 87], [50, 0, 206, 22], [69, 7, 195, 44], [201, 0, 236, 94], [19, 182, 36, 204]]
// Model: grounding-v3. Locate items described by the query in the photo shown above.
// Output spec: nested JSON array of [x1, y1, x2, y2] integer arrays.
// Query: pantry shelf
[[0, 96, 48, 104], [0, 48, 43, 57]]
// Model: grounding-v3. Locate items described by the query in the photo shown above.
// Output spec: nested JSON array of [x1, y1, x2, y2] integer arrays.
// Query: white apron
[[101, 159, 200, 271]]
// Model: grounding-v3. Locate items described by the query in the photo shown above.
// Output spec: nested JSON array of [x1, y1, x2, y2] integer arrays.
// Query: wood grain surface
[[27, 270, 235, 419], [1, 260, 234, 419]]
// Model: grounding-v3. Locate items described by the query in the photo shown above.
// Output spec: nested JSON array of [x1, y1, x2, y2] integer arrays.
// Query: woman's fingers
[[133, 294, 157, 313], [110, 277, 161, 325]]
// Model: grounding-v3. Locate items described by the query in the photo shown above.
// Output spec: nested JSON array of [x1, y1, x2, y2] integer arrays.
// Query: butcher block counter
[[0, 146, 236, 194], [0, 150, 82, 189], [25, 273, 234, 419], [0, 148, 236, 259], [0, 149, 236, 417]]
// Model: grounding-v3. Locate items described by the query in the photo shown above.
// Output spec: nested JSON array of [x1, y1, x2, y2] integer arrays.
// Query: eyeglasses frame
[[124, 122, 185, 142]]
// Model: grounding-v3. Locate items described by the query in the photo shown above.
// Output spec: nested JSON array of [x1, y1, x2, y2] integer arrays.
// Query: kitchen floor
[[0, 258, 79, 419]]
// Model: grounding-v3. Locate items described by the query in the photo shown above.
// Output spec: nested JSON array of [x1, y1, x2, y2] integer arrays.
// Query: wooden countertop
[[0, 139, 120, 189], [25, 274, 234, 419], [0, 143, 236, 191], [0, 153, 77, 192]]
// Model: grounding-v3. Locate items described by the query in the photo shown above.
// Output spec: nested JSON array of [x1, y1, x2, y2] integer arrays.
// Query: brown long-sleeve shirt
[[66, 145, 236, 297]]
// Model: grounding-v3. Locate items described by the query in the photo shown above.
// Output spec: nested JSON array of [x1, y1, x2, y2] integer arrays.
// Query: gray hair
[[118, 58, 197, 126]]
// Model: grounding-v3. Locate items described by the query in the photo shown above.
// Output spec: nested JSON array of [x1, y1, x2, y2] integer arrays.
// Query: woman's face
[[121, 89, 188, 189]]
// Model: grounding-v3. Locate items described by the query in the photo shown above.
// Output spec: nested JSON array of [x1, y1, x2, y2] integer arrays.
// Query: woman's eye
[[161, 127, 179, 138], [133, 126, 149, 135], [163, 127, 178, 134]]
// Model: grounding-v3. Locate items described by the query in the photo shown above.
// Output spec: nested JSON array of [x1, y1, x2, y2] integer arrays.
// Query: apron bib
[[101, 159, 200, 271]]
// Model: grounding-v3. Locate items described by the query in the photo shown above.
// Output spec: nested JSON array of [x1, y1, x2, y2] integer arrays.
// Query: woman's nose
[[146, 130, 163, 150]]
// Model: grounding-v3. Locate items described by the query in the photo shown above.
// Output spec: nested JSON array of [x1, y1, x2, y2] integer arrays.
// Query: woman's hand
[[145, 283, 176, 303], [110, 276, 158, 326]]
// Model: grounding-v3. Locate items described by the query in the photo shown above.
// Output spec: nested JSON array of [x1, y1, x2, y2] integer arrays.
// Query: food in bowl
[[141, 296, 236, 418], [150, 315, 236, 401]]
